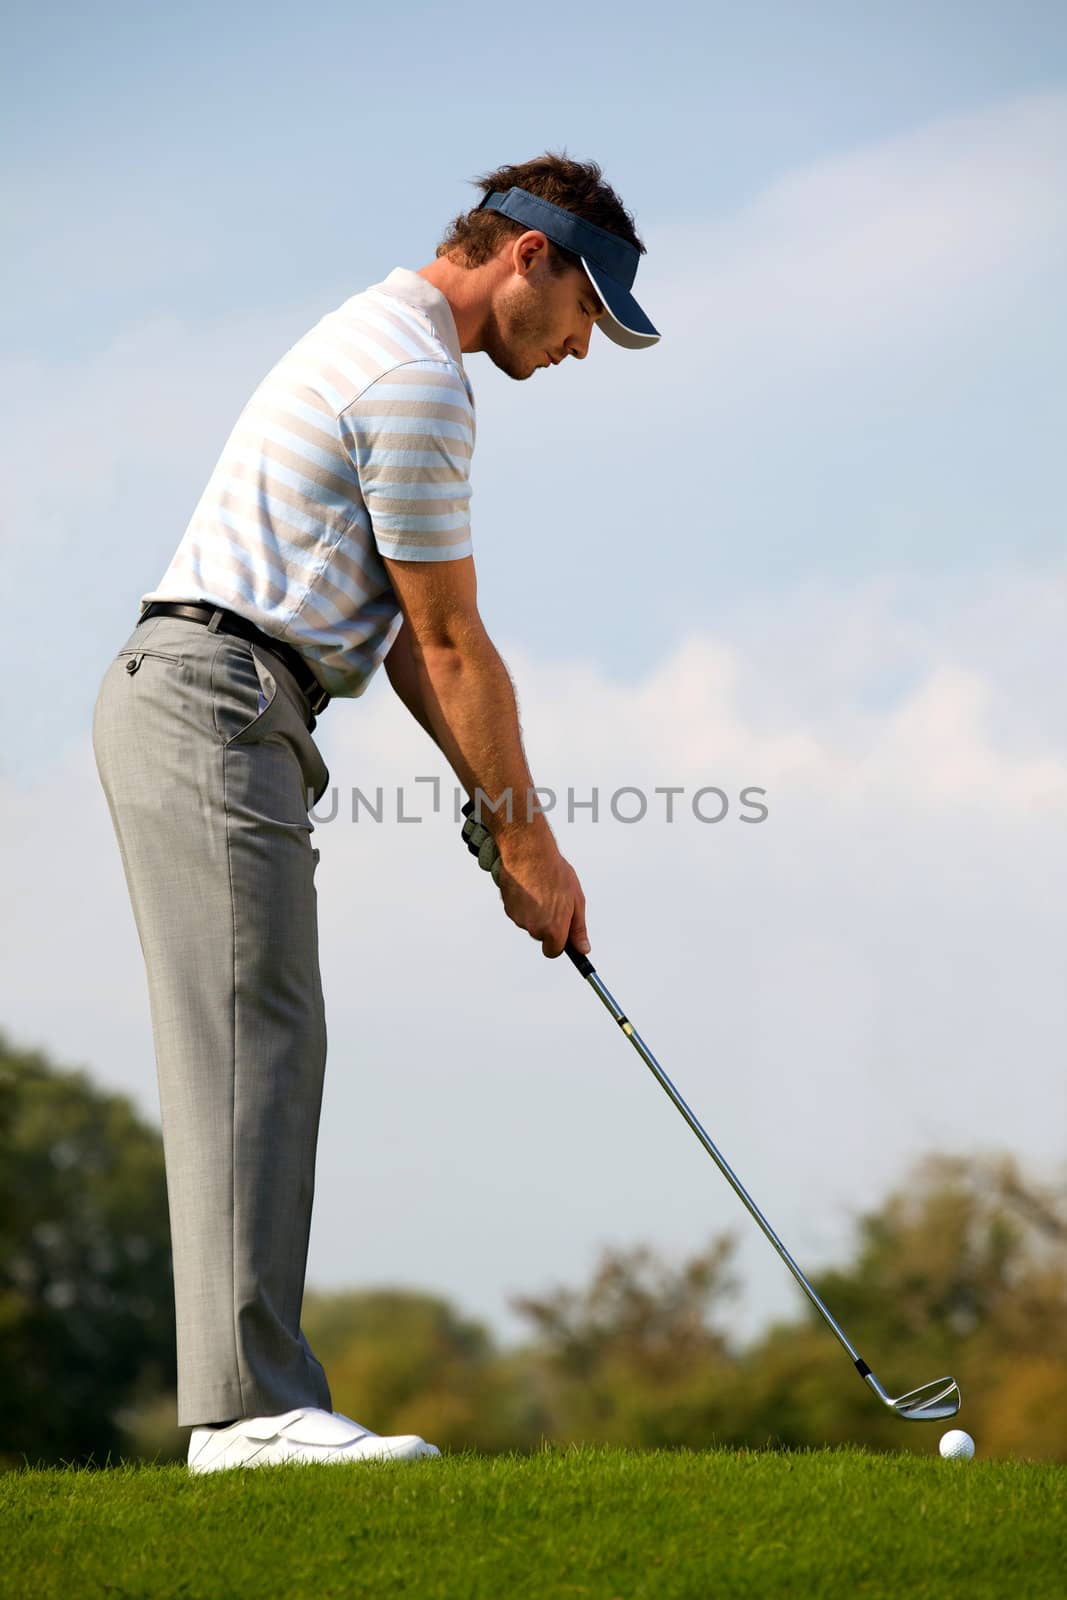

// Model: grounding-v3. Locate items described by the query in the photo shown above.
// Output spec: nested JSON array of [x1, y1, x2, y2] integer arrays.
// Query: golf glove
[[460, 798, 502, 886]]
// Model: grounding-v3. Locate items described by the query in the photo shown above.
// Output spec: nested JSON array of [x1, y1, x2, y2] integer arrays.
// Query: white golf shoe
[[187, 1407, 440, 1473]]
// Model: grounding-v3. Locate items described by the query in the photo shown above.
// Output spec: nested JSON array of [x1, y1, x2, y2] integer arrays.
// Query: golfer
[[92, 153, 659, 1473]]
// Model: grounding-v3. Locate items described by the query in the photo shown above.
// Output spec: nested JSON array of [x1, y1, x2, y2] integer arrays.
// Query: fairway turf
[[3, 1446, 1063, 1599]]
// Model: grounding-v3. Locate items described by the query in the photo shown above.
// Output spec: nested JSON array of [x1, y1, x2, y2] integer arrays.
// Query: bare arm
[[382, 557, 543, 844], [381, 555, 589, 956], [383, 617, 443, 750]]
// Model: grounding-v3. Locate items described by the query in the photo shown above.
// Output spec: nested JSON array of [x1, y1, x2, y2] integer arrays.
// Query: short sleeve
[[339, 360, 474, 562]]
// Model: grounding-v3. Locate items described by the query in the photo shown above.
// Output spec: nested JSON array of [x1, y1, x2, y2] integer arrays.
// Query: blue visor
[[478, 187, 660, 350]]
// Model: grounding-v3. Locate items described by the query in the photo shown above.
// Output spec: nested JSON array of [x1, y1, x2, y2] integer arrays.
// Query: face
[[481, 237, 603, 381]]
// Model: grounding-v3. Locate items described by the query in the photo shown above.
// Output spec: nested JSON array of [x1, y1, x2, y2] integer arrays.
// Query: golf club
[[461, 800, 961, 1423]]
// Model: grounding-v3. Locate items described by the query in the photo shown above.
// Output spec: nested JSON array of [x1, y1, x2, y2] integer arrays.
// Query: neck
[[417, 257, 499, 353]]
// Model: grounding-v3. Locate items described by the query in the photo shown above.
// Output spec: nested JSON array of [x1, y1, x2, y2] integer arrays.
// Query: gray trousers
[[92, 611, 334, 1428]]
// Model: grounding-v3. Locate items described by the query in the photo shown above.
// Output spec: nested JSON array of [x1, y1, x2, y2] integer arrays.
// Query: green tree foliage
[[512, 1238, 739, 1447], [0, 1033, 176, 1469], [781, 1152, 1067, 1457], [511, 1154, 1067, 1459], [3, 1026, 1064, 1466]]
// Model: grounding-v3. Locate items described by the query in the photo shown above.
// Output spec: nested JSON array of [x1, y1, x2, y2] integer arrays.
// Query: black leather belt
[[138, 601, 331, 715]]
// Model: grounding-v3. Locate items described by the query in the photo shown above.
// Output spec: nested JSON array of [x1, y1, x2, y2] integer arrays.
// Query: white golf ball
[[939, 1429, 975, 1460]]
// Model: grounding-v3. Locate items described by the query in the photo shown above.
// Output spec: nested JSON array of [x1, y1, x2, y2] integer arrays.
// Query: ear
[[510, 229, 551, 277]]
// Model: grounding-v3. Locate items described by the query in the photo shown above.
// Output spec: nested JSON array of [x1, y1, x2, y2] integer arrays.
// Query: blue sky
[[6, 0, 1065, 350], [2, 2, 1065, 1350]]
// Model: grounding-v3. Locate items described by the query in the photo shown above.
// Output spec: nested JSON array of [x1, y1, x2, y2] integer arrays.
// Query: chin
[[491, 353, 536, 382], [483, 335, 539, 382]]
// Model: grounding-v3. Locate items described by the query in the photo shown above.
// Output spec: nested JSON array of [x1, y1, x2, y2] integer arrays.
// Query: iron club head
[[863, 1371, 962, 1421]]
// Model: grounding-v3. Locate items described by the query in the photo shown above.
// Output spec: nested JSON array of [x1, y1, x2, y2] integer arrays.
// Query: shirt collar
[[374, 267, 464, 369]]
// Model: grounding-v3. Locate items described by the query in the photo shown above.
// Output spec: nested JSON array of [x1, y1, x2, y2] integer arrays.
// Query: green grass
[[3, 1447, 1063, 1599]]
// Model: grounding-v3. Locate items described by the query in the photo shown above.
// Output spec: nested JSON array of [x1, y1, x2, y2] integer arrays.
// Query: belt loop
[[206, 608, 225, 634]]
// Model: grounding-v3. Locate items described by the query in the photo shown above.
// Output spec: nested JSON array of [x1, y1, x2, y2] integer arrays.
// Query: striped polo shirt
[[142, 267, 476, 699]]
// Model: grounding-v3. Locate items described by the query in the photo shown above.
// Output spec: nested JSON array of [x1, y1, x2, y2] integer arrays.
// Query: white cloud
[[8, 87, 1063, 551], [460, 89, 1067, 605], [644, 89, 1067, 377]]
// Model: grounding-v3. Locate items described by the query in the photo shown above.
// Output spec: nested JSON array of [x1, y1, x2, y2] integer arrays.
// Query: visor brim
[[581, 258, 660, 350]]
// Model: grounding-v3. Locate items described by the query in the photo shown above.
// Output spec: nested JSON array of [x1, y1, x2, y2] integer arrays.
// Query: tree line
[[2, 1033, 1064, 1468]]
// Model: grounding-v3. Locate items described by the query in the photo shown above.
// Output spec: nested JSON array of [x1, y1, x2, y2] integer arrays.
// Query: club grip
[[565, 940, 595, 977]]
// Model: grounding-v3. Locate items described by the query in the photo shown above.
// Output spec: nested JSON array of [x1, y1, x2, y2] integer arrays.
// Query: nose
[[566, 328, 592, 360]]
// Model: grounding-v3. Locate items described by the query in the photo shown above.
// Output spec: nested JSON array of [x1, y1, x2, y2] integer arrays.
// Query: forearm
[[397, 627, 549, 847], [384, 620, 442, 748]]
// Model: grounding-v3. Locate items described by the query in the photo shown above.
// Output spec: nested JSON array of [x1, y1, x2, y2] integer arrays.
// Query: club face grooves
[[866, 1368, 962, 1419], [892, 1377, 962, 1421]]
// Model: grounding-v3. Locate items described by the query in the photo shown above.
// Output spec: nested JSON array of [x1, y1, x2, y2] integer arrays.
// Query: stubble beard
[[481, 284, 550, 382]]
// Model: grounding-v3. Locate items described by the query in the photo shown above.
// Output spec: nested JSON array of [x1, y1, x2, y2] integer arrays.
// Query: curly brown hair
[[436, 151, 645, 275]]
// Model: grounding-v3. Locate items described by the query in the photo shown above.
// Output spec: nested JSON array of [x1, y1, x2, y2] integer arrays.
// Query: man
[[92, 153, 659, 1473]]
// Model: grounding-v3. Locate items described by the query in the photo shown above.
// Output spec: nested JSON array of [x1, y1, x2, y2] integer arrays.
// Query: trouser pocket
[[118, 647, 185, 673], [212, 639, 280, 748]]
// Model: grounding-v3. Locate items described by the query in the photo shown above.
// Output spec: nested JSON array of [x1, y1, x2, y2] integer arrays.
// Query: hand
[[461, 802, 591, 960]]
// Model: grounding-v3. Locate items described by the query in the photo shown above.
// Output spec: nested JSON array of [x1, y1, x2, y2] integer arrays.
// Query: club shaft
[[567, 943, 863, 1367]]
